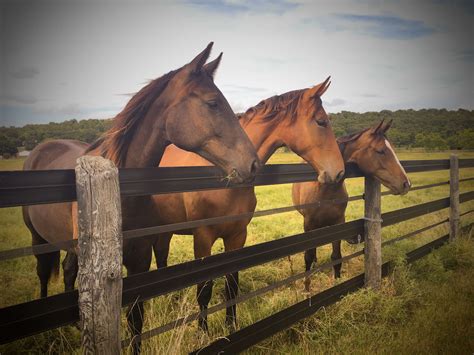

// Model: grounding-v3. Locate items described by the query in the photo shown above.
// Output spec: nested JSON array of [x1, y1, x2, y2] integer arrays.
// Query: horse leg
[[152, 233, 173, 268], [62, 251, 78, 292], [125, 242, 152, 355], [331, 240, 342, 279], [304, 248, 317, 292], [23, 206, 59, 298], [223, 230, 247, 331], [32, 230, 59, 298], [193, 228, 215, 332]]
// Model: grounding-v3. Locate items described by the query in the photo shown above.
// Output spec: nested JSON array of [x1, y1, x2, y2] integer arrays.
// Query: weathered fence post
[[364, 176, 382, 289], [449, 154, 460, 242], [75, 156, 123, 354]]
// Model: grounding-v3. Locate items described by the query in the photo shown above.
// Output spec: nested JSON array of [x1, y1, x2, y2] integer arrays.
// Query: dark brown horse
[[151, 78, 345, 331], [22, 42, 259, 353], [292, 120, 411, 292]]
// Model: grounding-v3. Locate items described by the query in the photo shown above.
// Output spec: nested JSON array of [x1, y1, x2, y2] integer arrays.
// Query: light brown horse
[[22, 42, 259, 353], [151, 78, 345, 331], [292, 120, 411, 292]]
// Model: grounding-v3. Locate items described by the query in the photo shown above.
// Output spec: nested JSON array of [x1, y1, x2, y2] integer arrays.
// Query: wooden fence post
[[449, 154, 460, 242], [364, 176, 382, 289], [75, 156, 123, 354]]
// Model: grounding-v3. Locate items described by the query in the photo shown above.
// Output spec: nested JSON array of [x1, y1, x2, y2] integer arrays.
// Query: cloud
[[332, 13, 435, 39], [1, 103, 121, 127], [10, 66, 39, 79], [325, 98, 346, 107], [33, 104, 120, 116], [0, 94, 37, 105], [183, 0, 298, 15], [360, 93, 381, 98], [230, 102, 248, 113], [34, 103, 83, 116], [223, 84, 268, 94], [456, 49, 474, 62]]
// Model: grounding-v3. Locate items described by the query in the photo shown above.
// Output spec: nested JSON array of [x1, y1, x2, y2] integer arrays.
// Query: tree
[[415, 133, 448, 150], [0, 135, 19, 156], [456, 129, 474, 150]]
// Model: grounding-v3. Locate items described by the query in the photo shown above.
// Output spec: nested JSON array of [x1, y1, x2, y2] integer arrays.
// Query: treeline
[[0, 109, 473, 156], [0, 119, 112, 156], [330, 108, 474, 150]]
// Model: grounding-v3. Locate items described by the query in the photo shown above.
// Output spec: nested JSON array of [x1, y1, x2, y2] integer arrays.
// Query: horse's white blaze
[[385, 139, 409, 181]]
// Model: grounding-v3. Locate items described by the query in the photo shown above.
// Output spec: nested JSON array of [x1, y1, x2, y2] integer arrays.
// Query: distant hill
[[1, 109, 473, 156]]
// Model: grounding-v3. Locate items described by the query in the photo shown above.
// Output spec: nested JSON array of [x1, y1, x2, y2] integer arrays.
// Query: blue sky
[[1, 0, 473, 126]]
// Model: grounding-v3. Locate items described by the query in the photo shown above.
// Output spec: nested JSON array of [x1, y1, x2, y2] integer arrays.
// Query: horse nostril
[[336, 170, 345, 182], [250, 159, 259, 176], [404, 180, 411, 189]]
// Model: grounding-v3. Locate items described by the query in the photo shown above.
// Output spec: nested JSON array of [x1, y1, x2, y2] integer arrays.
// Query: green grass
[[1, 151, 474, 354]]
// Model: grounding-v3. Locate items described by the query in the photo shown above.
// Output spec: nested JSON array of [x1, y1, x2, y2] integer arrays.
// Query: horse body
[[152, 78, 345, 330], [292, 120, 411, 291], [23, 140, 87, 246], [22, 43, 259, 353]]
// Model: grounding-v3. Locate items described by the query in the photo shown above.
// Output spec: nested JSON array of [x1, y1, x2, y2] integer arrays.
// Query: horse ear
[[304, 76, 331, 100], [372, 119, 385, 135], [187, 42, 214, 74], [204, 52, 223, 78], [315, 76, 331, 96], [382, 119, 393, 133]]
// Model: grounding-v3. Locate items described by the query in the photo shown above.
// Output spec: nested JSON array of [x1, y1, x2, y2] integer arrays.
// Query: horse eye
[[316, 119, 327, 127], [376, 149, 385, 155], [207, 100, 218, 108]]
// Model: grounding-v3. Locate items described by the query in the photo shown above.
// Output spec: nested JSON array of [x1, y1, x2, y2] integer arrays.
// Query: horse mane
[[337, 128, 369, 144], [85, 68, 180, 166], [337, 128, 370, 154], [337, 125, 389, 153], [238, 89, 306, 127]]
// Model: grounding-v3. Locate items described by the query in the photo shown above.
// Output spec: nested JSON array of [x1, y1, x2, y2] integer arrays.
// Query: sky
[[1, 0, 473, 127]]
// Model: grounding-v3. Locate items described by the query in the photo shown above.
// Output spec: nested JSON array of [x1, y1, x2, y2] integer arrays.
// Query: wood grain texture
[[449, 154, 460, 242], [364, 176, 382, 289], [75, 156, 122, 354]]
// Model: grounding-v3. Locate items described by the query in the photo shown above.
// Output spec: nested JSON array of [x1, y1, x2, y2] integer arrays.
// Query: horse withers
[[292, 119, 411, 292], [22, 42, 259, 354]]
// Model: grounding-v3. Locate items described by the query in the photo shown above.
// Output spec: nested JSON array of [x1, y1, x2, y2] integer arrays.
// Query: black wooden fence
[[0, 158, 473, 353]]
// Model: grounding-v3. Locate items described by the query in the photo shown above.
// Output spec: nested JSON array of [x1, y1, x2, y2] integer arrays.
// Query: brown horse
[[22, 42, 259, 352], [151, 78, 345, 331], [292, 120, 411, 292]]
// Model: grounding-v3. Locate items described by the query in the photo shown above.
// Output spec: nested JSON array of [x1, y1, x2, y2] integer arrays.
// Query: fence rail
[[2, 159, 473, 208], [0, 158, 473, 351]]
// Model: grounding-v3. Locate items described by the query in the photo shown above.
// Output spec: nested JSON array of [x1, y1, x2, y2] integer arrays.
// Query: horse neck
[[240, 115, 283, 164], [123, 110, 167, 168]]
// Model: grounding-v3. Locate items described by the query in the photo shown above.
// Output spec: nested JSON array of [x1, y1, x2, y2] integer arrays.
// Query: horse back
[[23, 139, 89, 247], [24, 139, 89, 171]]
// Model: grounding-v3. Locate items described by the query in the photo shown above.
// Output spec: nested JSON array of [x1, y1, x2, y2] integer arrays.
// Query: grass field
[[1, 150, 474, 354]]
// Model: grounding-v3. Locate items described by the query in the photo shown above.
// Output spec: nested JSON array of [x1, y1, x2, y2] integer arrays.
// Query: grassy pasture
[[0, 150, 473, 354]]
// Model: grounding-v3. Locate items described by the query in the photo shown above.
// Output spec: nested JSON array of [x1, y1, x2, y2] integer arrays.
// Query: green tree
[[0, 135, 19, 156], [415, 133, 448, 150]]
